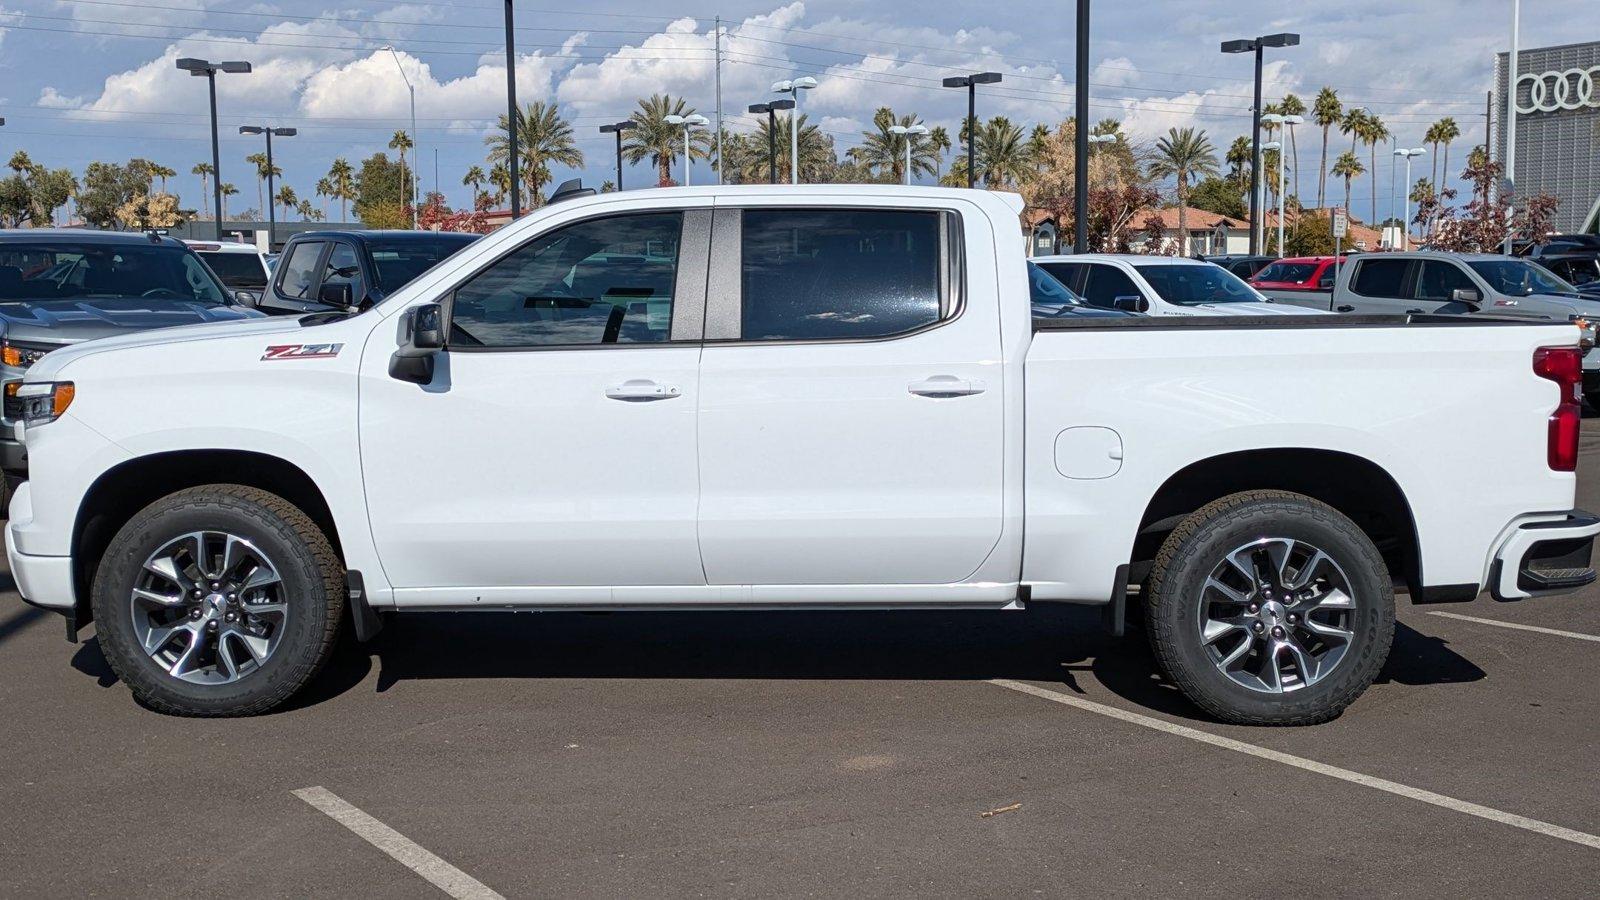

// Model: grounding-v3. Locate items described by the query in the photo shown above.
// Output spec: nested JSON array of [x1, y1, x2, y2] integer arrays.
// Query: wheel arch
[[71, 450, 344, 625], [1133, 448, 1421, 593]]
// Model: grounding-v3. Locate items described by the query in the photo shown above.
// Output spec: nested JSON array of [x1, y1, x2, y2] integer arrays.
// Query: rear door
[[1081, 263, 1149, 312], [1339, 256, 1416, 314], [695, 203, 1005, 588]]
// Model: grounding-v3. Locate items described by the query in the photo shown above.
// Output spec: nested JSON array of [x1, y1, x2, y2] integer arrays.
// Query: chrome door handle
[[605, 379, 681, 401], [908, 376, 985, 398]]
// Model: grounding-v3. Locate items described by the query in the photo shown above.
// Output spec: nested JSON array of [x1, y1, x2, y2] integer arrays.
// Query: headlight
[[2, 340, 54, 368], [13, 381, 74, 425]]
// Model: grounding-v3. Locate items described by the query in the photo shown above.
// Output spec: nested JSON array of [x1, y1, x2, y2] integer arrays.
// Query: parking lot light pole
[[1260, 140, 1283, 254], [748, 101, 792, 184], [503, 0, 520, 219], [942, 72, 1003, 189], [664, 114, 709, 186], [239, 126, 296, 250], [888, 124, 928, 185], [380, 46, 419, 228], [1394, 147, 1427, 250], [771, 77, 816, 184], [1222, 33, 1299, 255], [598, 121, 635, 190], [176, 57, 252, 241]]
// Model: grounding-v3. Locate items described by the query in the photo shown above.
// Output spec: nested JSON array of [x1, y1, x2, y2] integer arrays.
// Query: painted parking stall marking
[[292, 786, 505, 900], [1426, 611, 1600, 644], [988, 679, 1600, 852]]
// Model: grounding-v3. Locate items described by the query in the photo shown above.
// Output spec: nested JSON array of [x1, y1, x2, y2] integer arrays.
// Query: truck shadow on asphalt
[[67, 605, 1486, 722]]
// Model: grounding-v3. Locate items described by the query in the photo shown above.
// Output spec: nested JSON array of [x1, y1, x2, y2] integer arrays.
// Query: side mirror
[[318, 282, 355, 309], [1318, 276, 1335, 289], [1113, 295, 1148, 313], [232, 289, 259, 306], [1451, 288, 1481, 307], [389, 303, 443, 384]]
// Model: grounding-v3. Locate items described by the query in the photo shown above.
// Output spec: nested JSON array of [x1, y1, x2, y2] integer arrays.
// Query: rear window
[[197, 251, 267, 288], [367, 236, 477, 290], [1131, 263, 1261, 304], [1351, 258, 1409, 297], [1254, 262, 1318, 283]]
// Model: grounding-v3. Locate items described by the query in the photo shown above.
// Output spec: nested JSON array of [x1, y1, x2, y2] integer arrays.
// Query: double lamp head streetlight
[[1221, 32, 1299, 255], [175, 57, 252, 241], [598, 120, 636, 191], [942, 71, 1003, 189], [1259, 112, 1303, 254], [770, 77, 816, 185], [663, 114, 710, 186], [1394, 146, 1428, 250], [238, 125, 296, 249], [747, 99, 794, 185]]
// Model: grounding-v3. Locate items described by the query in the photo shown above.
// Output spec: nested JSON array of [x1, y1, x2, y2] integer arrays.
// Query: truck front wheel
[[1144, 490, 1394, 725], [91, 485, 345, 716]]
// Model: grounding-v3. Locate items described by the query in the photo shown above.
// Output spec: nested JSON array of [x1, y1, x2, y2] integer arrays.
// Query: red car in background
[[1249, 256, 1347, 293]]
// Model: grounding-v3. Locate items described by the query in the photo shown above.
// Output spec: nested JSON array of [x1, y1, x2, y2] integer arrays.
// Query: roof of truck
[[0, 228, 185, 247], [1033, 254, 1221, 266]]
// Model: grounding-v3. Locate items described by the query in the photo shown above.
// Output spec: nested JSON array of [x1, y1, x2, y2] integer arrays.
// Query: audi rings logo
[[1515, 66, 1600, 114]]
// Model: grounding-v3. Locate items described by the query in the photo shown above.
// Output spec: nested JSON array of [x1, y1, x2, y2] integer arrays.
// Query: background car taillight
[[1533, 346, 1582, 472]]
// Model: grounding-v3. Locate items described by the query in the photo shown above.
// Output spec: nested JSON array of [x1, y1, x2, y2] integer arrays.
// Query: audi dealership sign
[[1498, 41, 1600, 233], [1515, 66, 1600, 114]]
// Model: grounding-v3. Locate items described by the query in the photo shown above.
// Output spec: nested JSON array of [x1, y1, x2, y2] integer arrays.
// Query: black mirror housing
[[1113, 295, 1148, 313], [233, 289, 259, 306], [318, 282, 355, 309], [389, 303, 444, 384]]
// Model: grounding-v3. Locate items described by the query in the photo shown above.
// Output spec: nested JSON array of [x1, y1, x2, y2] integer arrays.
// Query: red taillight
[[1534, 346, 1583, 472]]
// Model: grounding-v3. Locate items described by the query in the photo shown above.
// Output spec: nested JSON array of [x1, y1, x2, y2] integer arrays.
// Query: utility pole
[[504, 0, 520, 218], [714, 15, 724, 184], [1074, 0, 1089, 252], [1502, 0, 1519, 254]]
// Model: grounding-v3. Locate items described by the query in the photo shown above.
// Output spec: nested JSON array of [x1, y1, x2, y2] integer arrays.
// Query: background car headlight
[[13, 381, 74, 425], [2, 340, 54, 368]]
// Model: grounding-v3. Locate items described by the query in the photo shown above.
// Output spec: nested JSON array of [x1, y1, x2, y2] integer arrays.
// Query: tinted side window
[[450, 213, 681, 348], [321, 243, 365, 302], [740, 209, 943, 341], [1350, 258, 1409, 298], [277, 241, 324, 300], [1414, 261, 1475, 301], [1082, 264, 1143, 308], [1036, 262, 1082, 290]]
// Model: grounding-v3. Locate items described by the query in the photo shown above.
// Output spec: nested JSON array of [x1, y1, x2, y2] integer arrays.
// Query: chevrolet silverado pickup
[[7, 186, 1597, 725]]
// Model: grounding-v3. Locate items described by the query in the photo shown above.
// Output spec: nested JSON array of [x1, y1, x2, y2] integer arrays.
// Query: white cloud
[[299, 48, 571, 124], [36, 87, 83, 109]]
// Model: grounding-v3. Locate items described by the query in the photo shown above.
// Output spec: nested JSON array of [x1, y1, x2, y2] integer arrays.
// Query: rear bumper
[[1490, 510, 1600, 601]]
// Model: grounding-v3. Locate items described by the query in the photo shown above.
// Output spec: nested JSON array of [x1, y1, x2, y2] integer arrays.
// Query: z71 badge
[[261, 343, 344, 360]]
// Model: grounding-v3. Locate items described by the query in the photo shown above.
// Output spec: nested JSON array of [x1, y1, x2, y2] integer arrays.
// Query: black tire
[[91, 485, 345, 717], [1145, 490, 1394, 726]]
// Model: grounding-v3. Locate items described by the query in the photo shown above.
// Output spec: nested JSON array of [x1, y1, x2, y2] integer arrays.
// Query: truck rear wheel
[[91, 485, 345, 717], [1144, 490, 1394, 726]]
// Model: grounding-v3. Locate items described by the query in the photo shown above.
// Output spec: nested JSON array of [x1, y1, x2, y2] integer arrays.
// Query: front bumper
[[4, 480, 75, 611], [1490, 509, 1600, 601]]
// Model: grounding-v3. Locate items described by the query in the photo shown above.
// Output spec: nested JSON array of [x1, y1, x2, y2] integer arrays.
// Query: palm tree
[[1425, 120, 1445, 189], [946, 116, 1030, 189], [927, 126, 951, 179], [323, 158, 355, 222], [1331, 151, 1364, 214], [148, 163, 177, 194], [274, 185, 298, 221], [620, 94, 708, 188], [1312, 87, 1341, 208], [296, 199, 324, 222], [851, 107, 942, 183], [1225, 135, 1253, 188], [1435, 117, 1461, 194], [245, 152, 279, 221], [192, 162, 214, 219], [218, 182, 238, 221], [462, 164, 486, 208], [1359, 113, 1388, 226], [314, 178, 335, 219], [485, 100, 584, 206], [1280, 93, 1306, 202], [729, 112, 832, 184], [389, 130, 413, 206], [1148, 126, 1221, 254], [487, 163, 511, 205]]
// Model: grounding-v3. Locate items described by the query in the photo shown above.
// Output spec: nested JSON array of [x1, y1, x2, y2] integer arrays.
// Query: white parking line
[[1426, 611, 1600, 644], [292, 786, 506, 900], [987, 679, 1600, 852]]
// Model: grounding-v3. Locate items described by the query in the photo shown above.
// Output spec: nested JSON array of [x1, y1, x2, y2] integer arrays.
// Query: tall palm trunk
[[198, 173, 209, 219], [1369, 142, 1379, 227], [1288, 124, 1300, 203], [1318, 125, 1330, 208], [256, 179, 264, 220], [1176, 173, 1188, 256], [1343, 176, 1352, 214]]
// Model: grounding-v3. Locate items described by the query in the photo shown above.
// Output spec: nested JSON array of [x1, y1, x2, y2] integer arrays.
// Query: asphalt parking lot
[[5, 431, 1600, 897]]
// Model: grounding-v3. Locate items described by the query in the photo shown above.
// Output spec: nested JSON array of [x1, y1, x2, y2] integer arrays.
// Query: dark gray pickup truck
[[0, 230, 263, 487]]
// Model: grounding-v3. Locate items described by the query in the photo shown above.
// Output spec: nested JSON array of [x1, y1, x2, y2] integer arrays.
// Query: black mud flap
[[346, 570, 384, 642], [1102, 564, 1129, 637]]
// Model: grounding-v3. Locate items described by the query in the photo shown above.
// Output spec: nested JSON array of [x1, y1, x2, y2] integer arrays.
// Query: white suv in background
[[185, 240, 272, 301], [1032, 254, 1324, 317]]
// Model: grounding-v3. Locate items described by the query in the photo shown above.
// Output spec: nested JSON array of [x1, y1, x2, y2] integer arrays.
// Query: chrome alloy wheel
[[1196, 537, 1356, 694], [129, 531, 287, 685]]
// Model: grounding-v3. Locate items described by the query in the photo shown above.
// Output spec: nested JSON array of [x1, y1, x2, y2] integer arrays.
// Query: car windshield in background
[[1254, 262, 1317, 283], [197, 251, 266, 289], [1467, 260, 1578, 297], [0, 243, 230, 305], [1132, 263, 1262, 304], [367, 236, 477, 290], [1027, 261, 1085, 308]]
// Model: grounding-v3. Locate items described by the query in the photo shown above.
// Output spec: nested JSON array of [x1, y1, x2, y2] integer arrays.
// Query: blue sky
[[0, 0, 1571, 224]]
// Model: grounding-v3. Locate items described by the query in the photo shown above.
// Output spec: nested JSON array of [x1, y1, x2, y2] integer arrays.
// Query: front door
[[360, 207, 710, 599], [695, 205, 1005, 587]]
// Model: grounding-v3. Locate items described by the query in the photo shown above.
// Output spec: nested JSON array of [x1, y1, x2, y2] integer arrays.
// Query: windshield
[[1132, 263, 1264, 304], [1467, 259, 1578, 297], [1253, 261, 1318, 283], [197, 251, 267, 288], [0, 242, 230, 305], [367, 236, 477, 290], [1028, 261, 1085, 308]]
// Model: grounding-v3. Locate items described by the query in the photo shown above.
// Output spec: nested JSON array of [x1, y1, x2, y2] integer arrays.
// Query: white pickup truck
[[7, 185, 1597, 725]]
